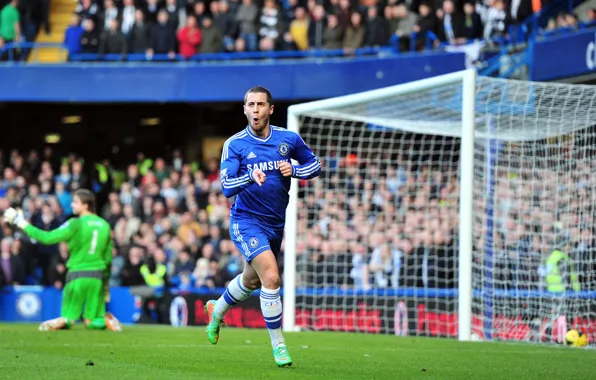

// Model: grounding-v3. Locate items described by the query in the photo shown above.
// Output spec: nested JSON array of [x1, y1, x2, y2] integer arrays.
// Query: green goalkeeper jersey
[[24, 214, 113, 272]]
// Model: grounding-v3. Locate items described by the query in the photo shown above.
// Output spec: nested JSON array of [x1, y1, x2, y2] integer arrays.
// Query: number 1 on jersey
[[89, 229, 98, 254]]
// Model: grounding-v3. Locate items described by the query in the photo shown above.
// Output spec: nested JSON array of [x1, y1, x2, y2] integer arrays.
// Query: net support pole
[[282, 109, 300, 333], [483, 116, 497, 340], [458, 68, 477, 342]]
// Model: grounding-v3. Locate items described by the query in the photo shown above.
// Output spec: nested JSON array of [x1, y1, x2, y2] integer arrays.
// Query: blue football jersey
[[220, 125, 321, 229]]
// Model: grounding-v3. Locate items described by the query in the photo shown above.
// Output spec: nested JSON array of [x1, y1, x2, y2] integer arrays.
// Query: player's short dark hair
[[74, 189, 96, 213], [244, 86, 273, 105]]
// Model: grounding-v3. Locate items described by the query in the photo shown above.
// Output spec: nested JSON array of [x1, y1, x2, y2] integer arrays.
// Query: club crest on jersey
[[278, 143, 289, 156], [249, 237, 259, 248]]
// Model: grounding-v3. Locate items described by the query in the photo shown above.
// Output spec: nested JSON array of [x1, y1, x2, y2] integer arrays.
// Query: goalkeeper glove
[[3, 208, 28, 229]]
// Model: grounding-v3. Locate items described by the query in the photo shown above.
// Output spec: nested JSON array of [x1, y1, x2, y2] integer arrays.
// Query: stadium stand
[[1, 0, 580, 63], [1, 144, 593, 297], [0, 149, 245, 290]]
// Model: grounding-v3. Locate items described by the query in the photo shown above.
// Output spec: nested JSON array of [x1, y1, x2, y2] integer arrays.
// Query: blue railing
[[479, 47, 531, 78]]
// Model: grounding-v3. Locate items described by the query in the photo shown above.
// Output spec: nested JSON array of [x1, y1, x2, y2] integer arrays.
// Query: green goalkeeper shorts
[[62, 277, 105, 322]]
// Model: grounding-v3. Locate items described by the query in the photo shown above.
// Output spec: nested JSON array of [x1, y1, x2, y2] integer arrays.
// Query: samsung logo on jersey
[[247, 159, 289, 171]]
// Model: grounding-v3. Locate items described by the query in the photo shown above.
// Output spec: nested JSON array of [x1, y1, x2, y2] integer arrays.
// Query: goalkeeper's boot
[[39, 317, 70, 331], [105, 312, 123, 332], [204, 300, 225, 344], [273, 344, 293, 368]]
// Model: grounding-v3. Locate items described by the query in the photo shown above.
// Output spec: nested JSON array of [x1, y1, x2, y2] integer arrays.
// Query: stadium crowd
[[0, 0, 48, 60], [58, 0, 539, 58], [2, 0, 596, 62], [537, 6, 596, 37], [0, 136, 594, 294]]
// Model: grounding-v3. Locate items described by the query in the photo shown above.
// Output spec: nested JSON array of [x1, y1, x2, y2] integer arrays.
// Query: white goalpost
[[283, 69, 596, 345]]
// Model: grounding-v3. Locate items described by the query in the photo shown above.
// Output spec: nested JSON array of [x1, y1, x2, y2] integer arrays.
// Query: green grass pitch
[[0, 323, 594, 379]]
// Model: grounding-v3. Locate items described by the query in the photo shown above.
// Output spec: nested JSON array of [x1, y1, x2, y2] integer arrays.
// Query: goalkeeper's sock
[[213, 273, 252, 319], [260, 286, 285, 348], [87, 317, 107, 330]]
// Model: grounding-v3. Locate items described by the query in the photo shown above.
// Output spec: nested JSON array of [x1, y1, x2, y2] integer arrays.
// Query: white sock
[[213, 274, 253, 319], [260, 287, 285, 347]]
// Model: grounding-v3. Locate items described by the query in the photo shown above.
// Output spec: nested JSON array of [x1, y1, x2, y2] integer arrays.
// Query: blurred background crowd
[[1, 136, 595, 295], [6, 0, 595, 60], [61, 0, 539, 58]]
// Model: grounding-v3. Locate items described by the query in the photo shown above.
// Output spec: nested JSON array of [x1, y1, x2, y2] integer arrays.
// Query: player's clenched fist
[[251, 168, 267, 186], [279, 161, 293, 177]]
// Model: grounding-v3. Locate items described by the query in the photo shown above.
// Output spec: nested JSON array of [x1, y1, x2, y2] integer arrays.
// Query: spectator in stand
[[564, 12, 579, 30], [336, 0, 351, 28], [392, 4, 418, 51], [55, 164, 71, 188], [193, 1, 206, 24], [99, 18, 127, 60], [64, 13, 84, 60], [145, 0, 160, 24], [148, 10, 177, 60], [0, 237, 25, 286], [258, 0, 284, 50], [120, 0, 136, 38], [70, 160, 89, 191], [364, 6, 389, 48], [462, 2, 483, 40], [289, 6, 308, 50], [213, 0, 237, 51], [199, 15, 223, 53], [236, 0, 259, 51], [0, 0, 21, 61], [177, 14, 201, 59], [484, 0, 507, 41], [308, 4, 326, 49], [80, 18, 100, 56], [54, 182, 72, 216], [587, 8, 596, 25], [165, 0, 186, 31], [98, 0, 120, 33], [343, 11, 365, 51], [323, 13, 343, 49], [412, 3, 437, 50], [129, 10, 152, 54]]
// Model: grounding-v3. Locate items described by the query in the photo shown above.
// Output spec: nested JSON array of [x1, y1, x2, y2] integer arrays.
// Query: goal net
[[282, 70, 596, 345]]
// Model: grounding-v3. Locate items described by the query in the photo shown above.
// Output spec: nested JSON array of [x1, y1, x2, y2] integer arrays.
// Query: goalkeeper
[[3, 189, 122, 332]]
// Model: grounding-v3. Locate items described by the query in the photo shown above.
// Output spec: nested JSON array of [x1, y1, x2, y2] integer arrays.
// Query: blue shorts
[[230, 218, 284, 264]]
